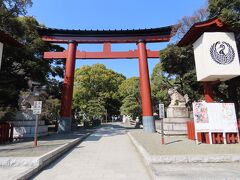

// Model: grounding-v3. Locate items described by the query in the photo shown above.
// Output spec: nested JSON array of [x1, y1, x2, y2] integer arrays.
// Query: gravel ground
[[129, 129, 240, 155]]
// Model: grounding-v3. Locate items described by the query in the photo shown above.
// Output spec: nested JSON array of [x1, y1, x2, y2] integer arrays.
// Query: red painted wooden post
[[59, 41, 77, 132], [197, 133, 202, 142], [203, 82, 214, 103], [10, 123, 13, 142], [205, 133, 210, 144], [137, 40, 155, 133], [3, 124, 7, 143], [0, 124, 2, 143]]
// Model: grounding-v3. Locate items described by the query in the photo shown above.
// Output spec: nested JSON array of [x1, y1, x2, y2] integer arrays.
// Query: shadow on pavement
[[32, 124, 127, 175], [32, 123, 130, 176], [164, 139, 183, 145]]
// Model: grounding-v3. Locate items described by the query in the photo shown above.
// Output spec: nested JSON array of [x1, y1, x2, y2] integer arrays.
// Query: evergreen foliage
[[118, 77, 141, 118], [0, 0, 64, 122], [151, 0, 240, 116], [73, 64, 125, 121]]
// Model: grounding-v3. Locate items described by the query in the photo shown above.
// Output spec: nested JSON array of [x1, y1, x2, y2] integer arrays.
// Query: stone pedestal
[[58, 117, 72, 133], [156, 118, 189, 135], [156, 106, 191, 135], [166, 106, 189, 118], [11, 111, 48, 138]]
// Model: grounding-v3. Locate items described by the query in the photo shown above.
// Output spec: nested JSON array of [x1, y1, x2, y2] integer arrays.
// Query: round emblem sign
[[210, 41, 235, 65]]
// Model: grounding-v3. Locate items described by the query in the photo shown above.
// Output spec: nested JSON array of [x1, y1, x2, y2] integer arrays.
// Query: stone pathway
[[0, 129, 90, 157], [0, 128, 92, 179], [0, 166, 30, 180], [33, 124, 151, 180]]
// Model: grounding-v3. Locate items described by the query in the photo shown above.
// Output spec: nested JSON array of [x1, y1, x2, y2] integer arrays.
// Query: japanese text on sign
[[159, 104, 165, 119], [32, 101, 42, 114]]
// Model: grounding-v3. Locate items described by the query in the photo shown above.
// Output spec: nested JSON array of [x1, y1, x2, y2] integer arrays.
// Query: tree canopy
[[208, 0, 240, 29], [152, 0, 240, 116], [151, 62, 173, 110], [0, 1, 64, 123], [118, 77, 141, 119], [73, 64, 125, 120]]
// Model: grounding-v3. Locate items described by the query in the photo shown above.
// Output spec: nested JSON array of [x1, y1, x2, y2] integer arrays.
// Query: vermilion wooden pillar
[[137, 40, 155, 133], [203, 82, 214, 103], [59, 41, 77, 132]]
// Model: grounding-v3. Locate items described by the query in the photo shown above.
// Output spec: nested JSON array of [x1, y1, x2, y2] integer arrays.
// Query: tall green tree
[[208, 0, 240, 29], [160, 44, 203, 102], [118, 77, 141, 119], [73, 64, 125, 120], [151, 8, 209, 111], [0, 16, 64, 107], [155, 0, 240, 115], [0, 1, 64, 123], [151, 63, 174, 110]]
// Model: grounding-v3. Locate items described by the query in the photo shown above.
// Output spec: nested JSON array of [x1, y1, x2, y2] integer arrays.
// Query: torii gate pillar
[[59, 41, 77, 133], [137, 40, 156, 133]]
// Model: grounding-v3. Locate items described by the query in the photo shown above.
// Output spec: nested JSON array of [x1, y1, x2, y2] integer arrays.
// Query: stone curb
[[150, 154, 240, 164], [128, 132, 240, 164], [127, 132, 155, 180], [0, 157, 40, 167], [127, 132, 152, 164], [13, 133, 91, 180], [127, 132, 240, 180]]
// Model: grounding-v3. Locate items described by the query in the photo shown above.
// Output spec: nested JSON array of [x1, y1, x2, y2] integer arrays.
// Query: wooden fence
[[0, 123, 14, 144]]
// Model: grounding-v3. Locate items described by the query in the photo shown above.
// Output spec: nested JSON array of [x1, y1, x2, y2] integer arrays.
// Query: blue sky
[[28, 0, 207, 78]]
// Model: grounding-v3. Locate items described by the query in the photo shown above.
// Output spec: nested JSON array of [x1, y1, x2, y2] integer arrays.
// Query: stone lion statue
[[18, 80, 47, 111], [168, 86, 189, 107]]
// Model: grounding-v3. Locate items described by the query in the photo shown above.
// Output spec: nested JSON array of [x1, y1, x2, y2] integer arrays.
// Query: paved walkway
[[33, 124, 151, 180], [0, 128, 91, 179], [0, 129, 90, 157]]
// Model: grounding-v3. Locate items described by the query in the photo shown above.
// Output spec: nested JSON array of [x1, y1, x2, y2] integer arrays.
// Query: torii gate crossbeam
[[44, 43, 160, 59]]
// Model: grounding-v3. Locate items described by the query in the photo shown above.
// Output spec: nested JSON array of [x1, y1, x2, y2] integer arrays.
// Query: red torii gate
[[37, 26, 174, 133]]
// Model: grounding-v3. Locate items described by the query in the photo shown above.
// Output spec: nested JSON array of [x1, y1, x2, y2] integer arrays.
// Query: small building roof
[[0, 29, 22, 47], [177, 17, 232, 47]]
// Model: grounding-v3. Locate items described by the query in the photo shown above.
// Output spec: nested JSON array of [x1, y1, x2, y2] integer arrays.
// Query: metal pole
[[106, 110, 108, 123], [34, 114, 39, 147], [161, 118, 164, 144], [0, 42, 3, 70]]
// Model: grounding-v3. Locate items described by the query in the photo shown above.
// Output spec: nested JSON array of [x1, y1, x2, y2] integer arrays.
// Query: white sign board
[[193, 102, 238, 133], [0, 42, 3, 70], [33, 109, 41, 114], [159, 104, 165, 119], [193, 32, 240, 82], [32, 101, 42, 115]]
